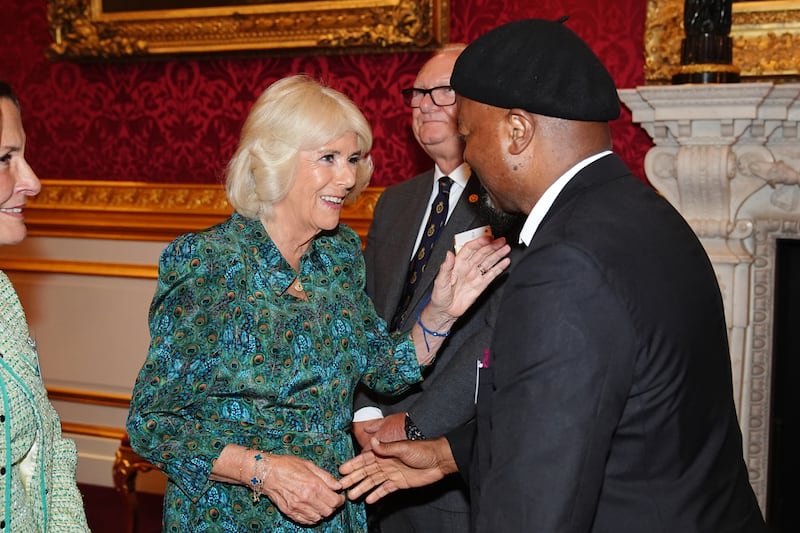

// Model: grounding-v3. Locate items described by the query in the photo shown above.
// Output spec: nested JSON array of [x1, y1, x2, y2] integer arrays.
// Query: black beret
[[451, 18, 620, 122]]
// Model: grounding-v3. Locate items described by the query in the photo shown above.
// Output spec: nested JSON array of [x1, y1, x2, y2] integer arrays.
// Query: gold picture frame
[[645, 0, 800, 82], [47, 0, 450, 59]]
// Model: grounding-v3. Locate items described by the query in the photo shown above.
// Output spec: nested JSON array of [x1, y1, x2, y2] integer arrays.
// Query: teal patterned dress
[[126, 213, 423, 532]]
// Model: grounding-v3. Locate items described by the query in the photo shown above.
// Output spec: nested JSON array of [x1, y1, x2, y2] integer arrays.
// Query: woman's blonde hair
[[225, 75, 374, 219]]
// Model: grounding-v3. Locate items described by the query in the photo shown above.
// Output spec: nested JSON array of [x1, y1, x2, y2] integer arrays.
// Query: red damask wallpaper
[[0, 0, 651, 187]]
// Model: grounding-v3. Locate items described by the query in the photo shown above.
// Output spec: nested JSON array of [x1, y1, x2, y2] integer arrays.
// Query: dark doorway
[[767, 238, 800, 531]]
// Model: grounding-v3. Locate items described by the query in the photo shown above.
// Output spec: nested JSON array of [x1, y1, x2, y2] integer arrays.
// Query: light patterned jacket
[[0, 271, 90, 532]]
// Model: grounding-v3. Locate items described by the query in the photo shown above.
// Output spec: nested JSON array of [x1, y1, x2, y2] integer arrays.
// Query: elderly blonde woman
[[126, 75, 509, 532], [0, 81, 90, 532]]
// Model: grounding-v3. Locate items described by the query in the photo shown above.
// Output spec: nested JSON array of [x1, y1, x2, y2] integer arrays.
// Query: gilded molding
[[48, 0, 449, 59], [0, 258, 157, 279], [62, 422, 126, 440], [48, 386, 132, 408], [33, 180, 230, 212], [26, 180, 381, 242], [646, 0, 800, 82], [318, 0, 434, 48]]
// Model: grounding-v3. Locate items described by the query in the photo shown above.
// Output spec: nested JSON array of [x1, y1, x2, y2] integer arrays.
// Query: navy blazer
[[450, 154, 766, 532]]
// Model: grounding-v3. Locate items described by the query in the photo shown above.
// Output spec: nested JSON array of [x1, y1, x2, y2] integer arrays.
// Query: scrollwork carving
[[48, 0, 147, 58], [744, 159, 800, 188], [646, 0, 800, 81], [47, 0, 448, 59], [645, 0, 684, 82], [685, 217, 734, 238], [770, 183, 800, 211], [738, 153, 800, 211], [319, 0, 431, 48], [734, 32, 800, 78], [745, 219, 800, 509]]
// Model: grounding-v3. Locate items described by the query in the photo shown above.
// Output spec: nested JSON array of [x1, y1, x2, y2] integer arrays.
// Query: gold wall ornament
[[646, 0, 800, 82], [317, 0, 432, 48], [47, 0, 449, 59], [25, 180, 382, 243]]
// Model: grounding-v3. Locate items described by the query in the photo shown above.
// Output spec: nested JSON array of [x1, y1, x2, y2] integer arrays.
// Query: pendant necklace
[[292, 277, 304, 292]]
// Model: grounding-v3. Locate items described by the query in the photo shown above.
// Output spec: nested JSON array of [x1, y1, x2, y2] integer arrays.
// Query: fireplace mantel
[[619, 82, 800, 512]]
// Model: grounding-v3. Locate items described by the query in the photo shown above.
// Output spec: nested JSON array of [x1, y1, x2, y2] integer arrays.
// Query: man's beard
[[478, 190, 526, 239]]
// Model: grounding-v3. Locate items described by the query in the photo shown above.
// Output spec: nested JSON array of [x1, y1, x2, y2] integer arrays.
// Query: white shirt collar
[[433, 162, 470, 218], [434, 162, 471, 190], [519, 151, 612, 246], [410, 162, 472, 259]]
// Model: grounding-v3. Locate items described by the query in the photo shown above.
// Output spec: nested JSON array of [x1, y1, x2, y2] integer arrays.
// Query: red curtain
[[0, 0, 652, 186]]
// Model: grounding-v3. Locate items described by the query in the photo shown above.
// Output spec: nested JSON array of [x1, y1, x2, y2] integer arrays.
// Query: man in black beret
[[341, 18, 767, 533]]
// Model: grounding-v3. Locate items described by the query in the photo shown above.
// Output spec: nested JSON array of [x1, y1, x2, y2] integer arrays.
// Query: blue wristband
[[416, 296, 450, 352]]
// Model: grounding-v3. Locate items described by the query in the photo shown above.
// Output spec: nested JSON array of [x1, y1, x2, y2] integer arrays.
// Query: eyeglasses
[[401, 86, 456, 108]]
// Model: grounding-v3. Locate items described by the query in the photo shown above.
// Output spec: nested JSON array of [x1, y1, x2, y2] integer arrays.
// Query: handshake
[[338, 434, 456, 504], [261, 434, 454, 526]]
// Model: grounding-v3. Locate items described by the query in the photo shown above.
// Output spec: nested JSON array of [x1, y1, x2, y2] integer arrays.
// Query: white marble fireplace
[[619, 83, 800, 512]]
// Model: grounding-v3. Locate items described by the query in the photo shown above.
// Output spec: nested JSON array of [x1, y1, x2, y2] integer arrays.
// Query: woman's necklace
[[292, 277, 304, 292]]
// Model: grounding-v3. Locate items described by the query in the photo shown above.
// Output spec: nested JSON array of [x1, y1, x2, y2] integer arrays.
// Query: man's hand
[[353, 413, 406, 450], [338, 436, 458, 504], [352, 420, 375, 451]]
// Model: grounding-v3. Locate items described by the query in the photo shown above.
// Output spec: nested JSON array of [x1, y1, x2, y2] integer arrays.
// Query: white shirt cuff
[[353, 406, 384, 422]]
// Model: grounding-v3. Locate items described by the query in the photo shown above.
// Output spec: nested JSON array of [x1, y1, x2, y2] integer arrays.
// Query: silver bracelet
[[249, 452, 272, 503]]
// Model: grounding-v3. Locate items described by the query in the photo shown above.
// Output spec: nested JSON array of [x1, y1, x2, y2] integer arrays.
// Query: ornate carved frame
[[747, 218, 800, 507], [645, 0, 800, 82], [47, 0, 450, 59]]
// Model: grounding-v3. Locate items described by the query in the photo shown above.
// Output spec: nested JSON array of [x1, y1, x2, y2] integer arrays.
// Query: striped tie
[[391, 176, 453, 330]]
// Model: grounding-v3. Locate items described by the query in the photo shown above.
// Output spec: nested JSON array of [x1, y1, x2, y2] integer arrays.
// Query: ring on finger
[[478, 265, 487, 275]]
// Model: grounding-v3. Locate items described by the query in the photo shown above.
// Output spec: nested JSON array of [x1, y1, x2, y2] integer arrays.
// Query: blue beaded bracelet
[[416, 297, 450, 352]]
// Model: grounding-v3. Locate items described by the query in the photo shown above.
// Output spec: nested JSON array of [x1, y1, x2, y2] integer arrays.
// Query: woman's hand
[[423, 236, 511, 333], [410, 236, 510, 365], [260, 454, 346, 525], [211, 444, 345, 526], [438, 235, 510, 317]]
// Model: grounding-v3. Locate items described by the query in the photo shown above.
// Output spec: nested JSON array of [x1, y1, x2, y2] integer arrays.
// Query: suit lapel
[[375, 171, 436, 321]]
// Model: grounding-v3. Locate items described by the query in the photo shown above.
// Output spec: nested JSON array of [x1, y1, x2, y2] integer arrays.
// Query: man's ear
[[507, 109, 534, 155]]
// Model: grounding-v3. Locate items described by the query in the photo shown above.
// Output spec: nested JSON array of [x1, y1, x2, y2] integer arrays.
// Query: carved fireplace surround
[[619, 82, 800, 512]]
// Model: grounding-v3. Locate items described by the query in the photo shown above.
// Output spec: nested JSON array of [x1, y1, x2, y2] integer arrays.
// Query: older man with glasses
[[351, 44, 521, 533]]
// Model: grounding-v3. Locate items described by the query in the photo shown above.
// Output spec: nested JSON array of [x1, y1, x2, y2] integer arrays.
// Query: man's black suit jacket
[[449, 154, 766, 532]]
